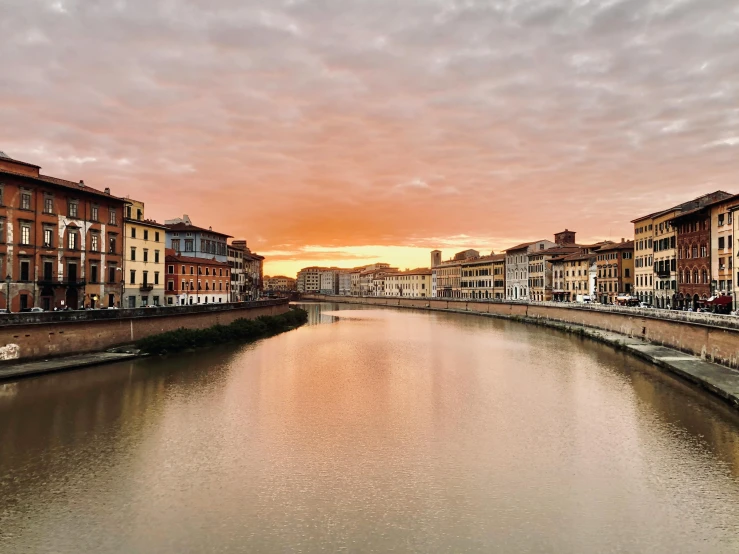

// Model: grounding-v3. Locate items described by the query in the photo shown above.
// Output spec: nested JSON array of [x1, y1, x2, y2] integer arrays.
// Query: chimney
[[79, 180, 85, 187], [621, 238, 625, 243], [104, 187, 110, 194]]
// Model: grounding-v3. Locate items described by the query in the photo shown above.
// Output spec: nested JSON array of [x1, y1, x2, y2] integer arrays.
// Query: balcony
[[139, 284, 154, 292], [37, 279, 87, 288], [656, 268, 671, 278]]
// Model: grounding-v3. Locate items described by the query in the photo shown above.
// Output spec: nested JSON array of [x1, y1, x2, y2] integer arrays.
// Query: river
[[2, 302, 739, 553]]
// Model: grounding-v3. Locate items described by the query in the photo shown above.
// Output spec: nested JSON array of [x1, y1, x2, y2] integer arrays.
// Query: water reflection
[[1, 302, 739, 553]]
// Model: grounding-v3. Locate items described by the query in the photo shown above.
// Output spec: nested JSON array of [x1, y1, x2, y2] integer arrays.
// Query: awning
[[707, 295, 732, 306]]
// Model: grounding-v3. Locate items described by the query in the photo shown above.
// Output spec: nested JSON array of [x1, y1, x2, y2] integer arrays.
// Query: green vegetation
[[136, 308, 308, 355]]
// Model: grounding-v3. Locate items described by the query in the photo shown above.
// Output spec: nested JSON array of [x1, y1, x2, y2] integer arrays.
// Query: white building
[[297, 267, 322, 293], [505, 240, 556, 300], [385, 269, 432, 297], [319, 270, 339, 295], [338, 272, 352, 295]]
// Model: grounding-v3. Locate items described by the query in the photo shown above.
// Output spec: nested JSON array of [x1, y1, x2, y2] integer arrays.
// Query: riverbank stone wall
[[0, 300, 289, 362]]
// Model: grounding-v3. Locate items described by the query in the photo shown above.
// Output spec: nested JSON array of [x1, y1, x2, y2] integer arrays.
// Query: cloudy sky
[[2, 0, 738, 275]]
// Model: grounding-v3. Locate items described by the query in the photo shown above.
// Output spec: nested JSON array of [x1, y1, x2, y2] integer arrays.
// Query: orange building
[[165, 249, 231, 305], [0, 151, 125, 311]]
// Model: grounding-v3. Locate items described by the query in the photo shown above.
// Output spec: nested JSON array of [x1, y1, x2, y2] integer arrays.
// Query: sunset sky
[[2, 0, 738, 276]]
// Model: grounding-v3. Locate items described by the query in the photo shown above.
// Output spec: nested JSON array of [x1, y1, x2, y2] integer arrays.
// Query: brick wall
[[0, 300, 289, 361]]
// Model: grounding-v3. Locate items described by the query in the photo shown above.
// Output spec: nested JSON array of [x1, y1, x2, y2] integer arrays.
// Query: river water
[[2, 302, 739, 553]]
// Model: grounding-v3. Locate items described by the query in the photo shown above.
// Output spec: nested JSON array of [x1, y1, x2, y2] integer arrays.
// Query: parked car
[[30, 307, 44, 312], [0, 309, 8, 314]]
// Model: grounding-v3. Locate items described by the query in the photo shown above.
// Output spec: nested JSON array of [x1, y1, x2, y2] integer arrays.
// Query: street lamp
[[5, 274, 10, 313]]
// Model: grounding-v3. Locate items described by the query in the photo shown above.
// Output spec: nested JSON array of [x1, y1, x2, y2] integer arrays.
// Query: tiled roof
[[0, 167, 125, 201], [387, 268, 432, 276], [165, 221, 232, 238], [597, 240, 634, 251], [164, 253, 229, 267], [505, 241, 535, 252]]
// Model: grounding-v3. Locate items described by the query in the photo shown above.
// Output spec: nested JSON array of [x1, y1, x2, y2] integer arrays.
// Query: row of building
[[297, 190, 739, 311], [0, 152, 264, 311]]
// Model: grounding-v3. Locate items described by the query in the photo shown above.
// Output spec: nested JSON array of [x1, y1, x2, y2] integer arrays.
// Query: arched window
[[693, 270, 699, 284], [701, 269, 708, 284]]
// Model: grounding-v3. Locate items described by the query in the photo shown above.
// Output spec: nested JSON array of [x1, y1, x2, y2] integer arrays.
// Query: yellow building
[[563, 251, 596, 302], [123, 199, 167, 308], [385, 268, 432, 297], [711, 195, 739, 302], [632, 214, 655, 305]]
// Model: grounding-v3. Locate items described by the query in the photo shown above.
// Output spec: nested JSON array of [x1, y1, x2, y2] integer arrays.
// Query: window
[[185, 239, 194, 252], [108, 265, 117, 283], [153, 296, 160, 306], [91, 205, 99, 221], [155, 231, 160, 242], [130, 247, 136, 261], [90, 264, 98, 284], [126, 206, 132, 218], [143, 271, 149, 285], [44, 196, 54, 213], [43, 261, 53, 281], [130, 270, 136, 285], [20, 260, 30, 281], [155, 250, 160, 263], [68, 231, 79, 250], [20, 191, 31, 210], [143, 230, 149, 241], [168, 280, 174, 291], [90, 233, 99, 252], [109, 235, 117, 254], [154, 272, 159, 285], [168, 265, 174, 274], [143, 249, 148, 262], [20, 224, 31, 245], [172, 239, 181, 252], [719, 214, 725, 226], [68, 200, 79, 218], [131, 227, 136, 239], [719, 237, 725, 250], [109, 209, 117, 225]]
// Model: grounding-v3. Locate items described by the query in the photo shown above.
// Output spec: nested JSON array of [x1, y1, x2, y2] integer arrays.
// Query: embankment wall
[[0, 300, 289, 361], [303, 296, 739, 369]]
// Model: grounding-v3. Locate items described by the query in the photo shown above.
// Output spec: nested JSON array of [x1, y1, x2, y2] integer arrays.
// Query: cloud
[[1, 0, 738, 276]]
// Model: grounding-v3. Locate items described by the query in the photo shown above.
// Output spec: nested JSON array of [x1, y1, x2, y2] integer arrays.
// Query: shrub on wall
[[136, 308, 308, 355]]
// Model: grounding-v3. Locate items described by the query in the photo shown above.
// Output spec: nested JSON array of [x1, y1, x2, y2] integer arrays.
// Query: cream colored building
[[123, 199, 166, 308], [264, 276, 296, 291], [460, 254, 495, 300], [385, 268, 432, 297], [632, 214, 655, 305], [433, 249, 479, 298], [711, 195, 739, 301], [563, 251, 596, 302], [731, 205, 739, 311]]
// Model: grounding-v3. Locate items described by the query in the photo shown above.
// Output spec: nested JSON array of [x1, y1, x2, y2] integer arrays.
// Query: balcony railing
[[656, 268, 671, 278], [37, 279, 87, 287], [139, 284, 154, 292]]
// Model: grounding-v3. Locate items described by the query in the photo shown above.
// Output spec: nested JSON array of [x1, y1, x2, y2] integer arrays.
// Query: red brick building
[[673, 206, 712, 309], [0, 152, 125, 311], [165, 249, 231, 305]]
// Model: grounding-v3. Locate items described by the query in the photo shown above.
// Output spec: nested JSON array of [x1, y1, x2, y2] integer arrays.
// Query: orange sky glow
[[3, 1, 738, 277]]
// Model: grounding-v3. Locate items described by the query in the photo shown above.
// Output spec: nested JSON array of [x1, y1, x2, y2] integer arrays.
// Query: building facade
[[319, 269, 339, 295], [711, 196, 739, 302], [164, 215, 230, 263], [596, 240, 634, 304], [385, 269, 432, 297], [652, 210, 679, 309], [505, 240, 556, 301], [233, 240, 263, 300], [562, 251, 596, 302], [123, 199, 167, 308], [227, 243, 245, 302], [632, 215, 655, 305], [529, 246, 580, 302], [164, 250, 230, 305], [0, 152, 125, 311], [460, 254, 496, 300], [434, 249, 479, 299], [338, 271, 352, 295], [674, 207, 712, 309], [297, 267, 322, 293], [264, 276, 296, 292]]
